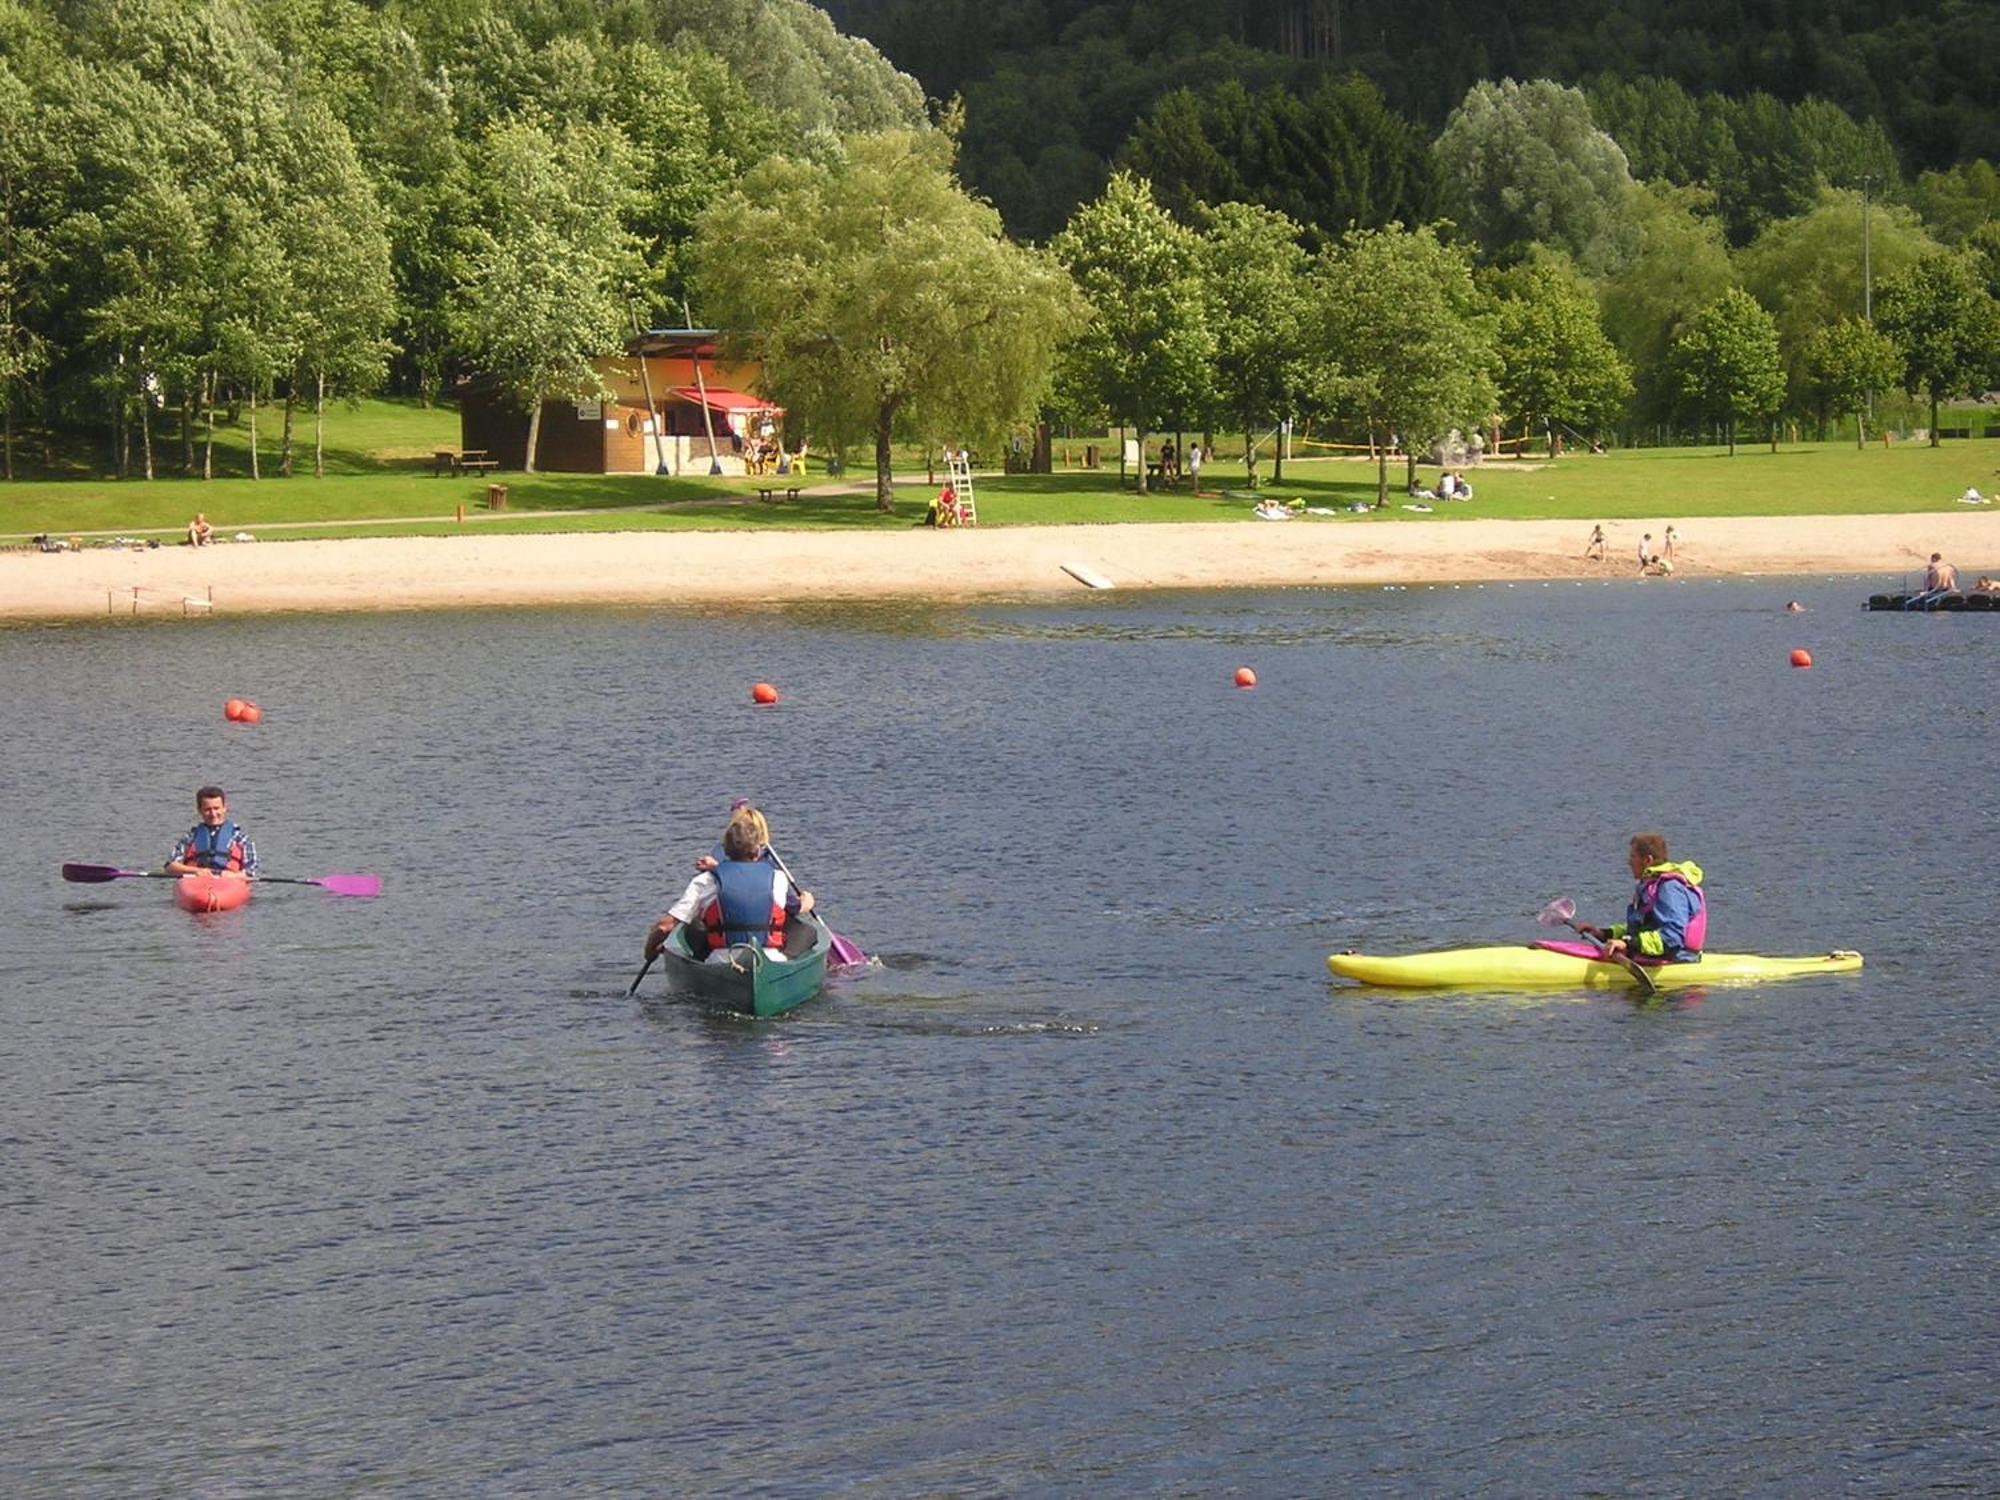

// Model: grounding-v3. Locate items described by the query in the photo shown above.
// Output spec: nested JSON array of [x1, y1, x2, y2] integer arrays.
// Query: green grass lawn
[[6, 395, 1999, 543]]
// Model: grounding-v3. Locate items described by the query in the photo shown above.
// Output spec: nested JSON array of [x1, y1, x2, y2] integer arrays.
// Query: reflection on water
[[1, 576, 1995, 1494]]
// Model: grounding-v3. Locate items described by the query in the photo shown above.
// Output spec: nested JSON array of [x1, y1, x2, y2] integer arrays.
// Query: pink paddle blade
[[828, 931, 867, 967], [315, 874, 382, 898], [62, 863, 136, 883]]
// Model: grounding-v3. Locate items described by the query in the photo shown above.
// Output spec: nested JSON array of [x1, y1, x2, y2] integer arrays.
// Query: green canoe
[[659, 911, 832, 1016]]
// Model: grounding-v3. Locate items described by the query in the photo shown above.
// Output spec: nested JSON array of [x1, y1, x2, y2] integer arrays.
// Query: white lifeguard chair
[[945, 447, 977, 526]]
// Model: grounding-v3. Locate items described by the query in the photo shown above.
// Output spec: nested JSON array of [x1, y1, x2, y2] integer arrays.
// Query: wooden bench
[[757, 485, 803, 503], [434, 448, 498, 476]]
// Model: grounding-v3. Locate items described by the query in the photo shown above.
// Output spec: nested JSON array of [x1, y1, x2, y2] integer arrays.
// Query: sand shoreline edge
[[4, 513, 1995, 621]]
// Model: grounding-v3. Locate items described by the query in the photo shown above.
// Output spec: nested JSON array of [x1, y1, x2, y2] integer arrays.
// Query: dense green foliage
[[831, 0, 2000, 243], [0, 0, 922, 475], [693, 126, 1081, 508]]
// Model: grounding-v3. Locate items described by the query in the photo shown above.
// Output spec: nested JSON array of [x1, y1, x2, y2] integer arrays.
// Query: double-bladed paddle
[[62, 863, 381, 898], [1536, 896, 1659, 997], [762, 844, 867, 967]]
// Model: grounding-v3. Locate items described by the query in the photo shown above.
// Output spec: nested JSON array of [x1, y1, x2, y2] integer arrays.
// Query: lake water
[[2, 576, 1995, 1495]]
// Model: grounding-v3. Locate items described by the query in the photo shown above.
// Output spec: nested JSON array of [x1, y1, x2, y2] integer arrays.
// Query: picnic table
[[433, 448, 499, 477]]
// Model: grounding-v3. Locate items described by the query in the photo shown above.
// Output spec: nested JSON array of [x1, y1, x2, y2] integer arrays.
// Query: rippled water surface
[[3, 576, 1996, 1494]]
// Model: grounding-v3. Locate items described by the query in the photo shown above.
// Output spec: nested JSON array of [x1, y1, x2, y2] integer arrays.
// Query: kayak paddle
[[1535, 896, 1659, 997], [62, 863, 380, 898], [763, 843, 867, 967]]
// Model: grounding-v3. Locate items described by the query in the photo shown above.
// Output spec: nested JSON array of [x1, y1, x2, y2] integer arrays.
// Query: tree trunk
[[1244, 427, 1258, 489], [281, 393, 294, 477], [247, 384, 259, 479], [524, 398, 542, 476], [202, 369, 215, 480], [1271, 425, 1284, 484], [314, 370, 326, 477], [873, 401, 894, 510], [1375, 435, 1389, 506], [140, 381, 153, 480], [1855, 408, 1867, 450], [1135, 425, 1149, 495], [1726, 416, 1736, 456], [1929, 391, 1939, 446], [180, 387, 194, 474]]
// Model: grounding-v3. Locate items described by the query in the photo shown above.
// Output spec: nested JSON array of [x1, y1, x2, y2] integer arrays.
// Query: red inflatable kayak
[[174, 873, 253, 912]]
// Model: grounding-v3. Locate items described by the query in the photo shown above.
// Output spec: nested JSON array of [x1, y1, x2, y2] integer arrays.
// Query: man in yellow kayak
[[1576, 832, 1706, 964]]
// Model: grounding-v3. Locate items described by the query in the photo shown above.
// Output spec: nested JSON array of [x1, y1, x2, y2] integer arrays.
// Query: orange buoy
[[224, 698, 246, 721], [1234, 667, 1257, 689], [1789, 649, 1812, 669], [238, 703, 263, 723], [752, 682, 779, 705]]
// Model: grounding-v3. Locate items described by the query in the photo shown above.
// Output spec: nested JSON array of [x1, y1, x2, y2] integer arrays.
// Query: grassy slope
[[5, 398, 1998, 542]]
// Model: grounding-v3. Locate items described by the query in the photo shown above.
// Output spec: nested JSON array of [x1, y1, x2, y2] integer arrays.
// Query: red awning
[[667, 386, 783, 416]]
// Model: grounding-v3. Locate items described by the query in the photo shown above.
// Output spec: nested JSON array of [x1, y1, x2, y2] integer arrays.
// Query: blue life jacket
[[704, 860, 784, 950], [188, 820, 243, 873]]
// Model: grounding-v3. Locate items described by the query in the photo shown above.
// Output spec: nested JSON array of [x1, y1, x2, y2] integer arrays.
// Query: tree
[[1306, 224, 1496, 504], [1488, 254, 1632, 451], [1873, 252, 2000, 446], [1122, 74, 1438, 246], [1908, 160, 2000, 247], [1668, 288, 1784, 455], [1050, 170, 1214, 496], [1597, 182, 1736, 430], [693, 125, 1081, 510], [450, 121, 641, 473], [1801, 317, 1901, 446], [1737, 188, 1937, 418], [1434, 79, 1638, 274], [1197, 200, 1310, 486]]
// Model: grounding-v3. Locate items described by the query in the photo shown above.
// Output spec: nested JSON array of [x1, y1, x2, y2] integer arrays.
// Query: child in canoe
[[644, 806, 814, 965]]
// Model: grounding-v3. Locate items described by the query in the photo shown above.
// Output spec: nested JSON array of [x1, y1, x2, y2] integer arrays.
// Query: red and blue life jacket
[[187, 820, 244, 873], [703, 860, 785, 951]]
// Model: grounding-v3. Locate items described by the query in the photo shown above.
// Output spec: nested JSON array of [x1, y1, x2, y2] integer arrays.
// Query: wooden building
[[458, 330, 786, 475]]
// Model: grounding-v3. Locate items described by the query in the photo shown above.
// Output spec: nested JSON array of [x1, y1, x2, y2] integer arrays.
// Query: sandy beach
[[5, 512, 1997, 620]]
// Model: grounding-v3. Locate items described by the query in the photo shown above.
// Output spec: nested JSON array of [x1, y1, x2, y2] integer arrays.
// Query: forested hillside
[[826, 0, 2000, 239]]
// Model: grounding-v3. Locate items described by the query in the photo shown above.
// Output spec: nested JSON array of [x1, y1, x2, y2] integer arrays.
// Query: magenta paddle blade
[[828, 931, 868, 967], [316, 874, 382, 898], [1535, 897, 1577, 927]]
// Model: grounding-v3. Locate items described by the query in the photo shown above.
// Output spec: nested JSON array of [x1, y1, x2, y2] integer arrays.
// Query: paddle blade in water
[[315, 874, 382, 898], [828, 930, 867, 967]]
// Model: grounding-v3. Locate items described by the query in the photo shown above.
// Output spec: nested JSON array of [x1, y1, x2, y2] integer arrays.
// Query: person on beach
[[646, 806, 813, 965], [1575, 833, 1706, 966], [187, 512, 213, 546], [1662, 525, 1678, 560], [1584, 524, 1606, 561], [1187, 442, 1204, 495], [165, 785, 258, 878], [1637, 533, 1654, 571]]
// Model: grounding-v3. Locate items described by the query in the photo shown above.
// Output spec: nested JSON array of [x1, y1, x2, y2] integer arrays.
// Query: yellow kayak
[[1327, 945, 1864, 990]]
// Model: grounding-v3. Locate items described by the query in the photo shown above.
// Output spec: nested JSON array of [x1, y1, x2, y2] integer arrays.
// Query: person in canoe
[[644, 806, 813, 966], [164, 785, 258, 879], [1575, 832, 1705, 965]]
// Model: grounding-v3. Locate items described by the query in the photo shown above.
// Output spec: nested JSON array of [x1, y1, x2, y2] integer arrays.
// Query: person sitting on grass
[[187, 512, 213, 547]]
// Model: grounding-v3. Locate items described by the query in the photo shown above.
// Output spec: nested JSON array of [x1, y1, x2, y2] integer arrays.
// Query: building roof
[[629, 328, 721, 358], [668, 386, 783, 415]]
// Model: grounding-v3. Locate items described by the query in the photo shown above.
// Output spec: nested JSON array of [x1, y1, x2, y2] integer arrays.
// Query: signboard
[[575, 401, 602, 421]]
